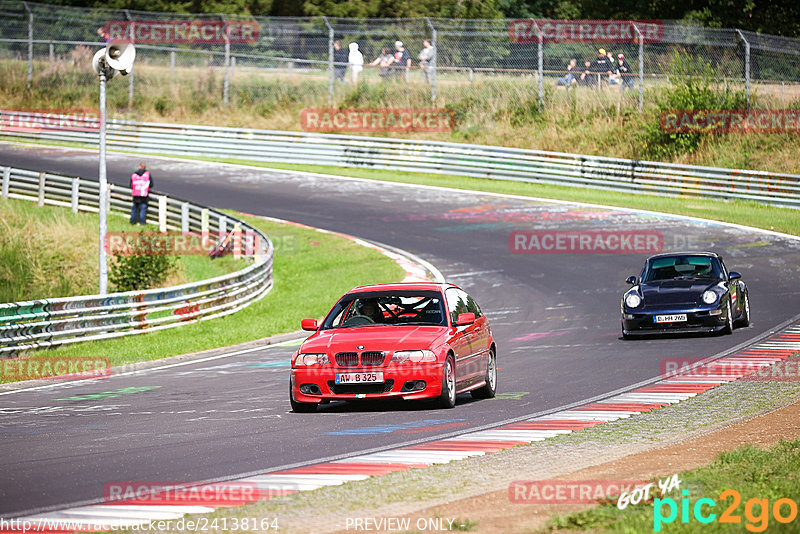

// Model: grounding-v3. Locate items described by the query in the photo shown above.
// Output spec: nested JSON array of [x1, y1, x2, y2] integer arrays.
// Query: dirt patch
[[332, 394, 800, 533]]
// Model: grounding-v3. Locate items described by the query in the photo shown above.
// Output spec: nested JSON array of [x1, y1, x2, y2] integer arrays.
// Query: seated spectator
[[616, 53, 635, 90], [556, 59, 578, 88], [579, 60, 594, 87], [590, 48, 613, 87], [607, 51, 621, 84], [370, 47, 396, 80]]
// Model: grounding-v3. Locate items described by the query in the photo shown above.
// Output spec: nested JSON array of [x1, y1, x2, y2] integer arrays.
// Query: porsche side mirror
[[455, 312, 476, 326], [301, 318, 318, 331], [728, 271, 741, 281], [625, 276, 638, 285]]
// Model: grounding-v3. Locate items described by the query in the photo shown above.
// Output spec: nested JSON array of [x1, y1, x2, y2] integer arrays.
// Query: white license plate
[[654, 314, 688, 323], [335, 372, 384, 384]]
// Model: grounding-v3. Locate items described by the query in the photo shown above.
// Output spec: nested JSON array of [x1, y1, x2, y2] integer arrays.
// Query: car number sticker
[[335, 372, 384, 384], [654, 314, 688, 323]]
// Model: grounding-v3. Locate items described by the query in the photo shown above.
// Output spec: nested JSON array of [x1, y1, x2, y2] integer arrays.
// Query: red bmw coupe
[[289, 283, 496, 412]]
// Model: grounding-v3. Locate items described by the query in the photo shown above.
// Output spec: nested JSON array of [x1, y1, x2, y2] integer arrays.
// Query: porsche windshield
[[321, 291, 447, 329], [642, 255, 723, 282]]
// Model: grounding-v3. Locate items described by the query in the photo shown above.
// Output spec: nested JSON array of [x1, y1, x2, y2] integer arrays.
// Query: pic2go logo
[[654, 489, 799, 532]]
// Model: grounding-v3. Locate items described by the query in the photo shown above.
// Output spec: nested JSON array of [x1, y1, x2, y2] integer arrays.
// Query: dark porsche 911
[[621, 252, 750, 338]]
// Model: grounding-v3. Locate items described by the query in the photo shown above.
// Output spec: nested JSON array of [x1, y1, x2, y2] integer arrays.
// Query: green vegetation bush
[[640, 50, 748, 160], [110, 253, 177, 292]]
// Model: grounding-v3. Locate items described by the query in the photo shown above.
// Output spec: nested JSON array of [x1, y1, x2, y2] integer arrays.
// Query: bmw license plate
[[335, 372, 383, 384], [654, 314, 688, 323]]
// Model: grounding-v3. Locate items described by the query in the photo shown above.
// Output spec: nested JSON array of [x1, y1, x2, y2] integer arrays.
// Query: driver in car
[[358, 300, 384, 323]]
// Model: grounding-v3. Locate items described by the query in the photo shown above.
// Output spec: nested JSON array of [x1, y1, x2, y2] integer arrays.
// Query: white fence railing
[[1, 114, 799, 208], [0, 165, 274, 357]]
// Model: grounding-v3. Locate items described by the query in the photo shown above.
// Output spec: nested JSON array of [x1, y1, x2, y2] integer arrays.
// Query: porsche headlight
[[702, 290, 718, 305], [625, 293, 642, 308], [295, 353, 329, 366], [391, 350, 436, 364]]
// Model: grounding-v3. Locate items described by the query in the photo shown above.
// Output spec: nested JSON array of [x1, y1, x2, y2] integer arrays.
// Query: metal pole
[[170, 50, 175, 73], [537, 22, 543, 110], [23, 2, 32, 89], [426, 17, 437, 103], [222, 15, 230, 105], [632, 24, 644, 113], [98, 72, 108, 295], [323, 17, 333, 106], [736, 29, 750, 109], [1, 167, 10, 199], [125, 10, 134, 108]]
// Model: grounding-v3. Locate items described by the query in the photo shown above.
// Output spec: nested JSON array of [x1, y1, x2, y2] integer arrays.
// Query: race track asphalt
[[2, 143, 800, 516]]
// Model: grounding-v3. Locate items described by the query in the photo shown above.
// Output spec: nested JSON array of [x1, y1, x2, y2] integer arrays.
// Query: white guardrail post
[[0, 165, 274, 357]]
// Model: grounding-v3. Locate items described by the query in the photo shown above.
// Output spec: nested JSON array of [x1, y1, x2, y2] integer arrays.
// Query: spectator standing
[[616, 53, 635, 90], [333, 40, 348, 82], [418, 39, 435, 84], [129, 162, 152, 225], [393, 41, 412, 81], [348, 42, 363, 83], [371, 47, 396, 80], [556, 59, 578, 87]]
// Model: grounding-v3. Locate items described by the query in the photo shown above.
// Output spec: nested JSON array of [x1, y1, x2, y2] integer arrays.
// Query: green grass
[[544, 440, 800, 533], [39, 212, 404, 366], [0, 197, 243, 302]]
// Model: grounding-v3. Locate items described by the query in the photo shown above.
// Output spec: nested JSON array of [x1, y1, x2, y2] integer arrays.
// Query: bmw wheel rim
[[487, 353, 496, 391], [446, 360, 455, 404]]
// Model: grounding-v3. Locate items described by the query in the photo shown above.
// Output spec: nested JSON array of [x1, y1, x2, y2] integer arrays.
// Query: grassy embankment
[[0, 199, 404, 375], [0, 197, 243, 302], [1, 52, 799, 174]]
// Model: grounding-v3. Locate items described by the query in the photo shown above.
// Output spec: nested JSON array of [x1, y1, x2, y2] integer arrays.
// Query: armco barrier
[[0, 165, 273, 357], [1, 112, 799, 208]]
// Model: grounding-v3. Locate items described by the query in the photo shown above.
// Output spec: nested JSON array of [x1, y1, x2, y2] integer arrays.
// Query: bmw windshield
[[320, 290, 447, 329]]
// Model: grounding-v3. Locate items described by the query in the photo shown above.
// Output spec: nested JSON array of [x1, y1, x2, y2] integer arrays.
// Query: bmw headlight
[[625, 293, 642, 308], [391, 350, 436, 364], [702, 290, 718, 305], [295, 353, 329, 366]]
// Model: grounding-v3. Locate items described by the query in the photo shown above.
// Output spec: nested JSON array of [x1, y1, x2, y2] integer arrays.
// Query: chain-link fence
[[1, 0, 799, 123]]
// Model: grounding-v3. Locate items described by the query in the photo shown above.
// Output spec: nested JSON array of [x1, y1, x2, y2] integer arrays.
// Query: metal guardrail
[[0, 165, 274, 357], [1, 113, 799, 208]]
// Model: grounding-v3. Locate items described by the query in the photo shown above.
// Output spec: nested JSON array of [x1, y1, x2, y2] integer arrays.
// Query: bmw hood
[[639, 279, 720, 306], [301, 325, 449, 354]]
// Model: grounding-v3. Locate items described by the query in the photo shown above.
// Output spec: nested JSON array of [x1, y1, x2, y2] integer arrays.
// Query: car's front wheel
[[289, 383, 317, 413], [471, 348, 497, 399], [437, 355, 456, 409]]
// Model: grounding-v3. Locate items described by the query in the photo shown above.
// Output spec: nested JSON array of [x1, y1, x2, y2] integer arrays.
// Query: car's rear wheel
[[722, 299, 734, 335], [289, 383, 317, 413], [471, 348, 497, 399], [736, 292, 750, 327], [437, 355, 456, 409]]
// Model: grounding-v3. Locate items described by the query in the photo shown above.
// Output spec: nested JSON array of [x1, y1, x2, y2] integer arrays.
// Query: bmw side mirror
[[455, 312, 476, 326], [625, 276, 637, 285], [728, 271, 741, 281], [301, 318, 318, 331]]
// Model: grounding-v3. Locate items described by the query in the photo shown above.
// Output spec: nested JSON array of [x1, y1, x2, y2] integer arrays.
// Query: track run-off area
[[2, 143, 800, 519]]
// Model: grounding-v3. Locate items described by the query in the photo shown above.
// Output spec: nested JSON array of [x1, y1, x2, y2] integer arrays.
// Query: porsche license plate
[[335, 372, 383, 384], [654, 314, 688, 323]]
